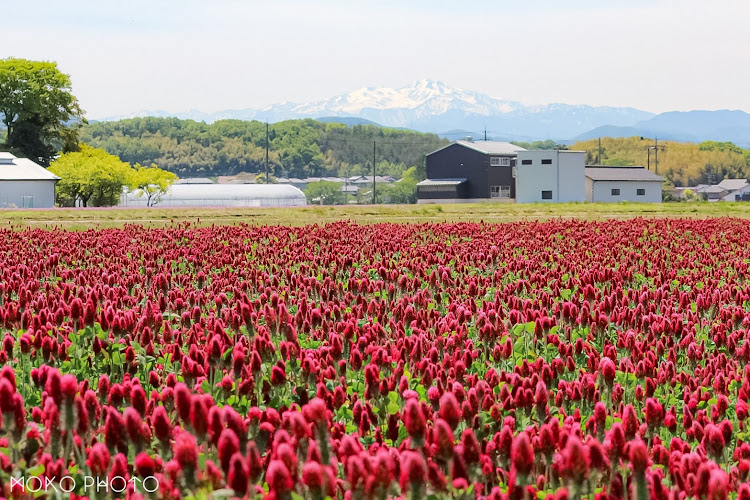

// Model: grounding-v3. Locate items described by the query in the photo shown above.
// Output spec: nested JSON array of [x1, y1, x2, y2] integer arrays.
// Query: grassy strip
[[1, 202, 747, 230]]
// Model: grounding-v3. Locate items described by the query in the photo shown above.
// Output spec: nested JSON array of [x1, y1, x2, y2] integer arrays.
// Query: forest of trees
[[80, 118, 447, 179], [571, 137, 750, 187]]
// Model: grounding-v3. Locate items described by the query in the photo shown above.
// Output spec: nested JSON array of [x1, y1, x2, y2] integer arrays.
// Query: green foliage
[[49, 145, 132, 207], [129, 163, 178, 207], [511, 139, 568, 150], [304, 180, 345, 205], [699, 140, 745, 154], [572, 136, 750, 186], [49, 145, 175, 207], [0, 58, 84, 165], [79, 117, 445, 179], [379, 166, 420, 204], [253, 173, 277, 184]]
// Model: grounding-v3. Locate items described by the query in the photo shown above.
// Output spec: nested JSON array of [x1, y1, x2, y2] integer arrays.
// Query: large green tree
[[0, 58, 84, 165]]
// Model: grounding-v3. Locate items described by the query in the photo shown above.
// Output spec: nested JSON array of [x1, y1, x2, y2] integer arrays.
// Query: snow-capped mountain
[[95, 80, 656, 140], [276, 79, 519, 116]]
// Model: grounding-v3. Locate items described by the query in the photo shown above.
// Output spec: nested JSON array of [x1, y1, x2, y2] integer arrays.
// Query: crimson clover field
[[1, 218, 750, 499]]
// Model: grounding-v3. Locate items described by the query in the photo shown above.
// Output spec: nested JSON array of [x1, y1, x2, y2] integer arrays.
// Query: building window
[[611, 188, 621, 196], [490, 157, 511, 167], [637, 188, 645, 196], [542, 190, 553, 200], [521, 159, 532, 165], [491, 186, 512, 199], [541, 159, 553, 165]]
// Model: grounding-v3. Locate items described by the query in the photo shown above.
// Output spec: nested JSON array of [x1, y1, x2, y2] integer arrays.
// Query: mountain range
[[98, 80, 750, 146]]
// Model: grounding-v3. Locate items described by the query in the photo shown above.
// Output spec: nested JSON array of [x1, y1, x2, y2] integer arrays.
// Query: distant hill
[[571, 136, 750, 186], [315, 116, 383, 127], [79, 117, 447, 179], [576, 110, 750, 147]]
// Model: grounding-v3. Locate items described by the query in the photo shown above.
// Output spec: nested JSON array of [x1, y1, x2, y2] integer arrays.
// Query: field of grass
[[2, 202, 750, 229]]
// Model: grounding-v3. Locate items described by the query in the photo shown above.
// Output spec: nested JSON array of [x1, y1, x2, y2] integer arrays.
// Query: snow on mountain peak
[[291, 79, 516, 116]]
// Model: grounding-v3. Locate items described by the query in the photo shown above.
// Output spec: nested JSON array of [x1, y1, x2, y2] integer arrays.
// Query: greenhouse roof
[[155, 183, 306, 200]]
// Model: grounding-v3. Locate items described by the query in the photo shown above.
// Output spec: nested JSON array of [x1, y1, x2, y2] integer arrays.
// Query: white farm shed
[[0, 152, 60, 208], [585, 166, 664, 203]]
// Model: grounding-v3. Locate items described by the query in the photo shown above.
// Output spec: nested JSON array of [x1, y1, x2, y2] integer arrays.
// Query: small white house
[[0, 152, 60, 208], [584, 166, 663, 203], [514, 150, 586, 203], [718, 179, 750, 201]]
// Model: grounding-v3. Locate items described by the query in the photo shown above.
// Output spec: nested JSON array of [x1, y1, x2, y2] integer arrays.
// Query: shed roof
[[0, 153, 60, 181], [428, 141, 526, 156], [717, 178, 749, 191], [416, 178, 467, 186], [584, 166, 664, 182]]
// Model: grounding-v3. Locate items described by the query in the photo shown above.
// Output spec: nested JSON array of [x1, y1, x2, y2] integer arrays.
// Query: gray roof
[[348, 175, 395, 184], [0, 153, 60, 181], [703, 185, 728, 194], [428, 140, 526, 156], [717, 179, 749, 191], [584, 166, 664, 182], [416, 178, 467, 186]]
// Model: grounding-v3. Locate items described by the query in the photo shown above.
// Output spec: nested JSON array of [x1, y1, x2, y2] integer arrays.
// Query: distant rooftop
[[584, 166, 664, 182], [176, 177, 215, 184], [0, 152, 61, 181], [717, 178, 749, 191], [702, 185, 728, 194], [428, 140, 526, 156]]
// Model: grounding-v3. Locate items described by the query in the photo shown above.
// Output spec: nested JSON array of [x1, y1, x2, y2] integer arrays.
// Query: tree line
[[80, 118, 447, 179]]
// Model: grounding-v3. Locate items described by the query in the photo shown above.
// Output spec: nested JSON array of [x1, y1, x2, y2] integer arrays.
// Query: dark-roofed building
[[584, 166, 664, 202], [418, 140, 525, 203]]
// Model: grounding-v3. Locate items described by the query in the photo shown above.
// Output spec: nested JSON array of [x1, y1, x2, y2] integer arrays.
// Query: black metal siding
[[425, 144, 515, 199], [417, 183, 469, 199]]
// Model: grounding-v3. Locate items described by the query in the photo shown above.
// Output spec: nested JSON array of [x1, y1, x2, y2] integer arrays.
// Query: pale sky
[[5, 0, 749, 119]]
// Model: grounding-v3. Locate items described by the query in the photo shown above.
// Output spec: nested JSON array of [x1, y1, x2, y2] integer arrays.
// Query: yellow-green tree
[[49, 145, 133, 207], [129, 163, 178, 207]]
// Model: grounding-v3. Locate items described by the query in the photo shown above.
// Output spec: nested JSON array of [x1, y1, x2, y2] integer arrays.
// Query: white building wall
[[557, 152, 585, 202], [515, 150, 585, 203], [587, 180, 662, 202], [722, 185, 750, 201], [0, 180, 57, 208]]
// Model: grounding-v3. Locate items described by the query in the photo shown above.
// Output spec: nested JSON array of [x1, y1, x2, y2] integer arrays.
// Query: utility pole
[[372, 141, 376, 204], [484, 128, 487, 141], [598, 137, 602, 165], [265, 121, 270, 183], [646, 138, 665, 173]]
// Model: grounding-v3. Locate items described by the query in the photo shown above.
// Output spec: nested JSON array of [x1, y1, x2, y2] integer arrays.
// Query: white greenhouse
[[120, 183, 307, 208]]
